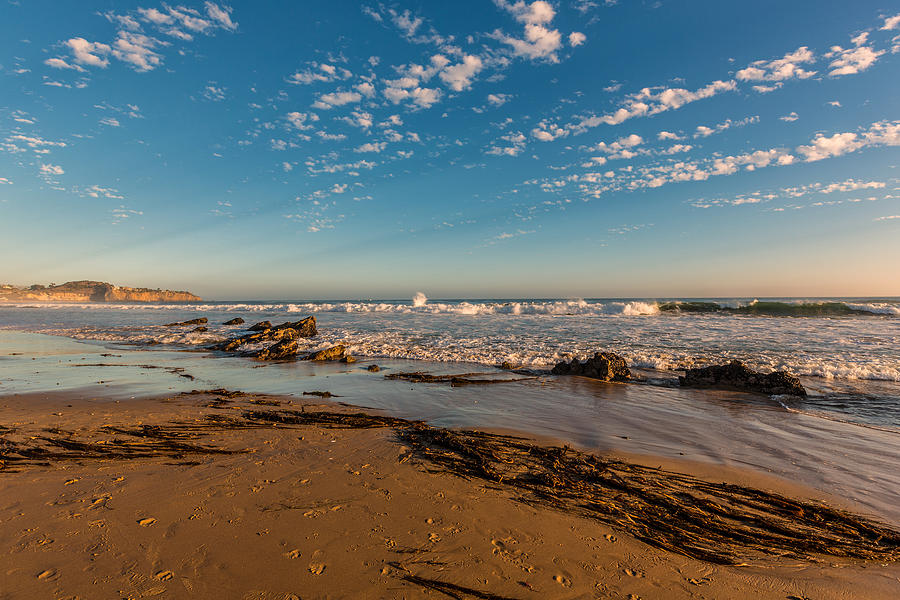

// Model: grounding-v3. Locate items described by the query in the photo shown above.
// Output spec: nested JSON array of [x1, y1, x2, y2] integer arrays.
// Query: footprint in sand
[[155, 570, 174, 581], [37, 569, 59, 581], [138, 517, 157, 527], [603, 534, 617, 542], [308, 562, 326, 575], [284, 549, 301, 559], [624, 568, 645, 578], [552, 574, 571, 587]]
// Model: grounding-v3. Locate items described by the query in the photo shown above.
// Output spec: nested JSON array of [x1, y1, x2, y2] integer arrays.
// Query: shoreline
[[2, 389, 899, 599]]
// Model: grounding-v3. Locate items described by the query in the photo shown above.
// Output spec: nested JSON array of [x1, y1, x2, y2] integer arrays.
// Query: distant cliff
[[0, 281, 202, 303]]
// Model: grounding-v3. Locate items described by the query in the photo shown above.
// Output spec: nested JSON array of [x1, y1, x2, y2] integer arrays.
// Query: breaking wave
[[3, 298, 896, 318]]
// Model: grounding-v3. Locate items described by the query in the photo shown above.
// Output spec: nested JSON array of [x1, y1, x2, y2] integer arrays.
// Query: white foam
[[412, 292, 427, 307]]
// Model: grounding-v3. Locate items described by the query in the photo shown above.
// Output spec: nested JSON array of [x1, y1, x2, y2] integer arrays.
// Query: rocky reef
[[551, 352, 631, 382], [0, 281, 201, 303], [679, 360, 807, 397]]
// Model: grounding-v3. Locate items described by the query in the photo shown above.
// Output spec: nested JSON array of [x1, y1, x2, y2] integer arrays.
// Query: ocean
[[1, 296, 898, 425]]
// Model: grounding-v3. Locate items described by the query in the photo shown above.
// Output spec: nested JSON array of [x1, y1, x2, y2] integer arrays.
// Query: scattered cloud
[[694, 115, 759, 138], [312, 90, 363, 110], [203, 83, 226, 101], [780, 111, 799, 122], [736, 47, 816, 84], [40, 163, 64, 176]]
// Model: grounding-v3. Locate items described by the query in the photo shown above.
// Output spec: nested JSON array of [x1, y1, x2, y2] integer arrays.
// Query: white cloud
[[0, 177, 12, 185], [796, 120, 900, 161], [569, 32, 586, 47], [880, 13, 900, 30], [820, 179, 885, 194], [100, 117, 121, 127], [341, 110, 373, 129], [65, 37, 111, 68], [282, 162, 293, 172], [487, 93, 511, 106], [492, 0, 564, 62], [312, 91, 363, 110], [486, 132, 527, 156], [287, 62, 352, 85], [875, 215, 900, 221], [657, 131, 682, 141], [286, 111, 318, 130], [825, 44, 884, 76], [693, 115, 759, 138], [439, 55, 483, 91], [661, 144, 692, 155], [203, 83, 226, 101], [40, 163, 64, 176], [111, 31, 163, 71], [737, 47, 816, 84], [356, 82, 375, 97], [44, 57, 85, 71], [355, 141, 387, 153], [780, 111, 799, 122]]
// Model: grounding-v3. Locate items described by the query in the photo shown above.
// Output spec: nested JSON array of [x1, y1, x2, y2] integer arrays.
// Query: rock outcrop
[[223, 318, 245, 325], [254, 339, 299, 361], [0, 281, 201, 303], [679, 360, 807, 397], [214, 316, 317, 359], [165, 318, 208, 327], [216, 327, 299, 352], [270, 317, 317, 337], [304, 345, 347, 361], [551, 352, 631, 382]]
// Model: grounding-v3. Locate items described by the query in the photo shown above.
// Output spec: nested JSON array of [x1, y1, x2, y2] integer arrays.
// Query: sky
[[0, 0, 898, 300]]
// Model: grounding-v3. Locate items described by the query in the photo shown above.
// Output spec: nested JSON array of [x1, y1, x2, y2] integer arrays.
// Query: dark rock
[[271, 316, 317, 338], [215, 316, 316, 353], [340, 355, 357, 364], [254, 338, 299, 361], [499, 361, 515, 370], [223, 317, 245, 325], [164, 317, 208, 327], [304, 345, 347, 361], [679, 360, 807, 397], [216, 327, 298, 352], [367, 364, 381, 372], [551, 352, 631, 382], [191, 326, 208, 333]]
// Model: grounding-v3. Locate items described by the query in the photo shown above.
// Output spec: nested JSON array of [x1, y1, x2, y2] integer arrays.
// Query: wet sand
[[2, 389, 899, 600]]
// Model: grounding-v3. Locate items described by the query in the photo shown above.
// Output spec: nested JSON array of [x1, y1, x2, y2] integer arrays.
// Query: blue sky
[[1, 1, 898, 299]]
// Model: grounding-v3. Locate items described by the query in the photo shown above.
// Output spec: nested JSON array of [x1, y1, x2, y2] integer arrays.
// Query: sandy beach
[[2, 388, 898, 600]]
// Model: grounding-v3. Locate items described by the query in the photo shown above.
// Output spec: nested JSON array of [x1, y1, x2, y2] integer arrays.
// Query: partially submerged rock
[[223, 317, 245, 325], [679, 360, 806, 397], [254, 338, 299, 361], [270, 317, 317, 337], [340, 355, 357, 364], [551, 352, 631, 382], [304, 345, 347, 361], [367, 364, 381, 372], [164, 317, 208, 327], [216, 327, 298, 352], [215, 317, 317, 353], [191, 326, 208, 333]]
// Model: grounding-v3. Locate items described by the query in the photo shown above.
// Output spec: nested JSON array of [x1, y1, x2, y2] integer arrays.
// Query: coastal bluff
[[0, 280, 201, 303]]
